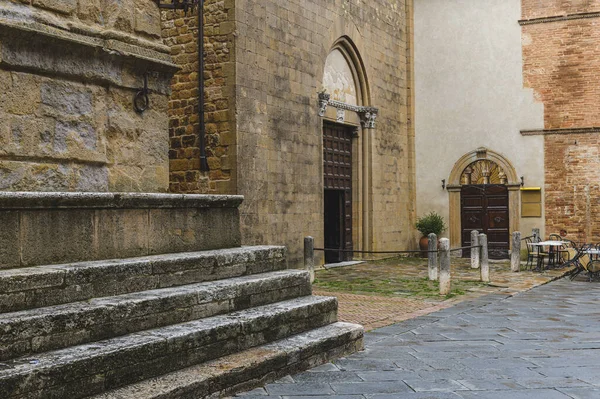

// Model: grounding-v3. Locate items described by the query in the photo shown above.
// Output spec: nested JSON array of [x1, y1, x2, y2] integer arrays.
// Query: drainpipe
[[198, 0, 209, 172]]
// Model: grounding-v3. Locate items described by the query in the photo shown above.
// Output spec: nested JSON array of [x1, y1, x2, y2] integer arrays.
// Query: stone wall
[[235, 0, 414, 265], [0, 0, 176, 192], [162, 0, 414, 266], [160, 0, 236, 194], [521, 1, 600, 243]]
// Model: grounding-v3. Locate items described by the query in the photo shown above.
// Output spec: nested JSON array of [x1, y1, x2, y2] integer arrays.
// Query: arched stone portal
[[447, 148, 520, 256], [320, 37, 376, 263]]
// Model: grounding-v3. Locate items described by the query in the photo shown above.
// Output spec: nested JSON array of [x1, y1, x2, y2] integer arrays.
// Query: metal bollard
[[428, 233, 438, 281], [479, 233, 489, 283], [471, 230, 480, 269], [511, 231, 521, 273], [304, 236, 315, 283], [439, 238, 451, 295]]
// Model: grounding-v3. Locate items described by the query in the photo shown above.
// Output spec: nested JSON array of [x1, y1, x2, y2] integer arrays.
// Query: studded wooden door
[[323, 122, 353, 263], [461, 185, 510, 259]]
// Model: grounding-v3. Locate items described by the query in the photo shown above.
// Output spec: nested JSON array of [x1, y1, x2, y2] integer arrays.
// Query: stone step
[[0, 245, 287, 313], [92, 322, 364, 399], [0, 270, 311, 362], [0, 296, 338, 399]]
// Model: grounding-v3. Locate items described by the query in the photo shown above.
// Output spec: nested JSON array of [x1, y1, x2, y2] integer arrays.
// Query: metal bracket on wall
[[134, 72, 150, 114]]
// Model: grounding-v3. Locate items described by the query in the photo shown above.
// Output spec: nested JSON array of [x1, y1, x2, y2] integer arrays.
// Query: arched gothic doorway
[[447, 148, 521, 259], [319, 37, 377, 263]]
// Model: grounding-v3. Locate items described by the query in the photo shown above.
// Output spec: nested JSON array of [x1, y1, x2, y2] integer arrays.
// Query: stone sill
[[0, 192, 244, 210]]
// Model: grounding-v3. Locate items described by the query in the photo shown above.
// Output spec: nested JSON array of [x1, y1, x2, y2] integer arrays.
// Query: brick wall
[[545, 134, 600, 243], [522, 0, 600, 20], [522, 20, 600, 129], [522, 1, 600, 243], [160, 0, 236, 194]]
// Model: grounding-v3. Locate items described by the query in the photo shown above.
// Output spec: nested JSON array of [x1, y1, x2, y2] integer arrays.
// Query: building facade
[[415, 0, 600, 256], [162, 0, 417, 265]]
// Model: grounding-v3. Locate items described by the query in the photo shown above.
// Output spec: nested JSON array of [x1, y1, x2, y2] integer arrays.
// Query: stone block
[[0, 211, 20, 269], [148, 207, 241, 254], [33, 0, 77, 14], [134, 2, 162, 38], [20, 209, 95, 267], [93, 209, 149, 260]]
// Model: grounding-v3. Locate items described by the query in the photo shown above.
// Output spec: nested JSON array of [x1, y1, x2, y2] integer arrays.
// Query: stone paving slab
[[233, 278, 600, 398], [313, 257, 572, 331]]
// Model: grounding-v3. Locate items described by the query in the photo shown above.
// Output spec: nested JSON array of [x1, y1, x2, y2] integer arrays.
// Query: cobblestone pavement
[[235, 278, 600, 398], [314, 258, 572, 331]]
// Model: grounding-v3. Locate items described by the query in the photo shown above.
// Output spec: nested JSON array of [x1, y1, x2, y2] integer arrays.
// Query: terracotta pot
[[419, 236, 429, 258]]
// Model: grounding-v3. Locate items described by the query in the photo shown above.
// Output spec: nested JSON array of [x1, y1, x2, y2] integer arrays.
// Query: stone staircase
[[0, 192, 363, 398]]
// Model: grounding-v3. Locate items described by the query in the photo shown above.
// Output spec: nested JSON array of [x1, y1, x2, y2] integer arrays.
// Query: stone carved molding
[[0, 7, 176, 69], [521, 127, 600, 136], [318, 92, 379, 129], [519, 11, 600, 26]]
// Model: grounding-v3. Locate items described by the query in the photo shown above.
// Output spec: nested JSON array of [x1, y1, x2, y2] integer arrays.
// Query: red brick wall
[[545, 134, 600, 243], [522, 0, 600, 20], [522, 1, 600, 243], [522, 20, 600, 129], [160, 1, 236, 194]]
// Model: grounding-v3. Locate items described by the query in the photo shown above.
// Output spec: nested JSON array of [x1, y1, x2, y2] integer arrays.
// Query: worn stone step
[[92, 322, 364, 399], [0, 245, 287, 313], [0, 270, 311, 362], [0, 296, 338, 399]]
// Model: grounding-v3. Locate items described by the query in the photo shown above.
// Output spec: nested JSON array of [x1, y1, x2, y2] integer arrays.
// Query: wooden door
[[461, 185, 509, 259], [323, 122, 353, 262]]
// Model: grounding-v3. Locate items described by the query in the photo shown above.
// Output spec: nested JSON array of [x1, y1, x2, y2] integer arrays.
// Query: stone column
[[479, 233, 489, 283], [471, 230, 480, 269], [511, 231, 521, 273], [304, 237, 315, 283], [439, 238, 451, 295], [428, 233, 438, 281]]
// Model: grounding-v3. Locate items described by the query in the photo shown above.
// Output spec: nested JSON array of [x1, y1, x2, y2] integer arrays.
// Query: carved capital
[[318, 92, 331, 117]]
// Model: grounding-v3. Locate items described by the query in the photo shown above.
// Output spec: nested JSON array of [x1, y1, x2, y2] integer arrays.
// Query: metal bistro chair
[[548, 233, 562, 267], [567, 244, 600, 281], [524, 236, 542, 270], [557, 239, 577, 265]]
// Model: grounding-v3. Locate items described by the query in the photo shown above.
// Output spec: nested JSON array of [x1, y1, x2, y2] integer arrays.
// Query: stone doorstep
[[0, 296, 339, 398], [0, 246, 287, 313], [91, 322, 364, 399], [0, 270, 312, 361]]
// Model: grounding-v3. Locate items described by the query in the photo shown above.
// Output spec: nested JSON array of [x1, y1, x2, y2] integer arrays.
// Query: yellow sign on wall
[[521, 188, 542, 217]]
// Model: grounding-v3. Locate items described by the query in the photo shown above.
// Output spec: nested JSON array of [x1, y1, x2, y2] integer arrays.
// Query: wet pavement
[[235, 278, 600, 398]]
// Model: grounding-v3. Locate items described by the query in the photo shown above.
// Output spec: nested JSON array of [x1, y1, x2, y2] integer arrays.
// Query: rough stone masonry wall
[[235, 0, 414, 265], [0, 0, 176, 192], [522, 0, 600, 242], [160, 0, 236, 194]]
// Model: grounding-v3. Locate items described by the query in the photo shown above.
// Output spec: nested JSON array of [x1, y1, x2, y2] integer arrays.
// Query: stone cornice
[[0, 192, 244, 210], [0, 12, 176, 70], [519, 11, 600, 26], [521, 127, 600, 136]]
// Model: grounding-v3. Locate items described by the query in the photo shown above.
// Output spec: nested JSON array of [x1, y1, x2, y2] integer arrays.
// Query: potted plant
[[415, 212, 447, 256]]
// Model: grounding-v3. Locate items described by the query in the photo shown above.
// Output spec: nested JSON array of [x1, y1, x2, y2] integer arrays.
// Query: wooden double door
[[323, 122, 353, 263], [461, 185, 510, 259]]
